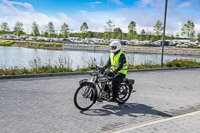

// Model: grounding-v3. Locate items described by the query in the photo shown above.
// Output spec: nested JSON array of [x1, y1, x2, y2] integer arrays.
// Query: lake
[[1, 46, 200, 70]]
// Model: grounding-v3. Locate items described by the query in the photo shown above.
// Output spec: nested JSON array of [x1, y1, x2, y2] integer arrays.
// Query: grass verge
[[1, 58, 200, 76]]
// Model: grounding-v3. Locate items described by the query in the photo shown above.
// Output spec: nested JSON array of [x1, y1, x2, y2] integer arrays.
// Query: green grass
[[0, 40, 14, 46], [0, 40, 62, 48], [1, 58, 200, 76]]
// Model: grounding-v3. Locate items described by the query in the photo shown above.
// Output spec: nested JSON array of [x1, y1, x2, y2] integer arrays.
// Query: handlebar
[[90, 67, 96, 70], [90, 66, 114, 79], [89, 58, 115, 80]]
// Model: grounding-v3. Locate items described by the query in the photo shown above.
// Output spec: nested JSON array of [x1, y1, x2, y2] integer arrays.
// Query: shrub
[[0, 70, 6, 76], [75, 66, 90, 72], [128, 60, 160, 69], [165, 59, 199, 67]]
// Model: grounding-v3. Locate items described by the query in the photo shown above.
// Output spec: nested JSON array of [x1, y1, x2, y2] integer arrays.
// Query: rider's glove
[[112, 70, 117, 74], [98, 66, 105, 74], [107, 71, 115, 77]]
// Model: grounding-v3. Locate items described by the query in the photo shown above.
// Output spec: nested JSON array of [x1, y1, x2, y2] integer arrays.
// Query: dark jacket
[[103, 50, 126, 73]]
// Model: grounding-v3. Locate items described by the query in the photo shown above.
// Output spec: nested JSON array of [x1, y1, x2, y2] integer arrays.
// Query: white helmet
[[109, 41, 121, 53]]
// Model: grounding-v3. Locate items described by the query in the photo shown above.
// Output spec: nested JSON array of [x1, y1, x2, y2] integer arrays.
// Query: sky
[[0, 0, 200, 36]]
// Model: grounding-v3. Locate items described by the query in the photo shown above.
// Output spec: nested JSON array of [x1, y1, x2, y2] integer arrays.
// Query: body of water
[[1, 46, 200, 70]]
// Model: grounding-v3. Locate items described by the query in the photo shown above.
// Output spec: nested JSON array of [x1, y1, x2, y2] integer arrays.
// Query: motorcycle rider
[[103, 41, 128, 102]]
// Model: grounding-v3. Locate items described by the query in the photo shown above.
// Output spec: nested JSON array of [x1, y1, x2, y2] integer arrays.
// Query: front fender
[[80, 81, 95, 88]]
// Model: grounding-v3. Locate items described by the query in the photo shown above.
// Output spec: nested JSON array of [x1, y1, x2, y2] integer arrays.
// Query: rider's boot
[[109, 95, 117, 102]]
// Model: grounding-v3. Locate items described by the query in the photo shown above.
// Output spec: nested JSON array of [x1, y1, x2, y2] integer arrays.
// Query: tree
[[122, 33, 127, 40], [95, 32, 104, 39], [181, 20, 195, 41], [14, 21, 24, 36], [86, 31, 92, 38], [127, 30, 137, 40], [60, 23, 69, 38], [128, 21, 136, 32], [80, 22, 88, 33], [43, 32, 49, 37], [197, 33, 200, 43], [80, 22, 89, 39], [139, 29, 146, 41], [46, 22, 55, 38], [146, 32, 152, 40], [31, 21, 40, 37], [175, 32, 179, 40], [104, 20, 115, 39], [127, 21, 137, 40], [150, 36, 156, 42], [170, 33, 174, 40], [154, 20, 163, 40], [113, 28, 122, 39], [0, 22, 9, 34]]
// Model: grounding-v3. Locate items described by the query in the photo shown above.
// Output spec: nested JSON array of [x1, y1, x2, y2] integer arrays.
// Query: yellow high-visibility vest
[[110, 50, 127, 75]]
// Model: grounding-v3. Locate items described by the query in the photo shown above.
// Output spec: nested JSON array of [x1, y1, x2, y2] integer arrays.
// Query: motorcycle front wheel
[[74, 83, 96, 111]]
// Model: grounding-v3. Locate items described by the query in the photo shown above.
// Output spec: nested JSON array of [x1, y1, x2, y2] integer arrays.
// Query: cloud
[[88, 1, 102, 8], [79, 10, 88, 15], [178, 1, 191, 8], [0, 0, 34, 14], [138, 0, 164, 8], [0, 0, 74, 33], [195, 24, 200, 34], [141, 0, 152, 5], [127, 0, 200, 35], [0, 0, 199, 36], [109, 0, 122, 5]]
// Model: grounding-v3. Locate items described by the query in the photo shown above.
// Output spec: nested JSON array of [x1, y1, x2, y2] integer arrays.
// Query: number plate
[[90, 76, 97, 83]]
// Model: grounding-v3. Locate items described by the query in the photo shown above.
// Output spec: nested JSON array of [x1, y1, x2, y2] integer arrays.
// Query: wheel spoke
[[117, 84, 131, 104], [74, 84, 95, 110]]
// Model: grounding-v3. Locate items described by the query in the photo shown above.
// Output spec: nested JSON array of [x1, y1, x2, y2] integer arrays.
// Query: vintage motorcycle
[[74, 59, 135, 111]]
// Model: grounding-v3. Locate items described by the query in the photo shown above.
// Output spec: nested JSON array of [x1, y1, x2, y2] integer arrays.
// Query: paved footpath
[[0, 68, 200, 133]]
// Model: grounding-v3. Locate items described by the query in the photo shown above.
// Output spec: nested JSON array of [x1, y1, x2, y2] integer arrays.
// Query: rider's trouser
[[112, 73, 125, 98]]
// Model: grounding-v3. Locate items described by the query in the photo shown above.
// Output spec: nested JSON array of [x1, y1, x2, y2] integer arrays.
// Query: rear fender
[[127, 79, 135, 85], [122, 78, 135, 92]]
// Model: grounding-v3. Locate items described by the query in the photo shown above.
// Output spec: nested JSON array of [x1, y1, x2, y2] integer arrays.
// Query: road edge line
[[111, 110, 200, 133]]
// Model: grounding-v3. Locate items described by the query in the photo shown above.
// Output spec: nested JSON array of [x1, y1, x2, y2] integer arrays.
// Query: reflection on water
[[0, 46, 200, 69]]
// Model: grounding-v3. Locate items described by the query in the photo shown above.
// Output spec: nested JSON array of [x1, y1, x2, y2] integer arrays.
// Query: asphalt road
[[0, 68, 200, 133]]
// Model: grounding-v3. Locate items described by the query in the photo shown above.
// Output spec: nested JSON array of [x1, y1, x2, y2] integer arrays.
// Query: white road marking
[[112, 110, 200, 133]]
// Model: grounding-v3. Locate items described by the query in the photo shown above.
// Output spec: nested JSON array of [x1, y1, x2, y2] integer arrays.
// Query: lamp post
[[161, 0, 168, 68]]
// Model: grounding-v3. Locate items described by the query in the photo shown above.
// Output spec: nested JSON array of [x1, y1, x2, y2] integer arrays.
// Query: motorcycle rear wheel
[[116, 84, 131, 104]]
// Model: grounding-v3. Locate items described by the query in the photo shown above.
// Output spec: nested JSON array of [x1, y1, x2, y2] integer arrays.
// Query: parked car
[[110, 39, 120, 43], [20, 36, 28, 41], [43, 37, 51, 42], [190, 42, 199, 46], [176, 44, 188, 47], [152, 41, 162, 46], [27, 36, 37, 41], [120, 40, 127, 45], [64, 38, 73, 43]]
